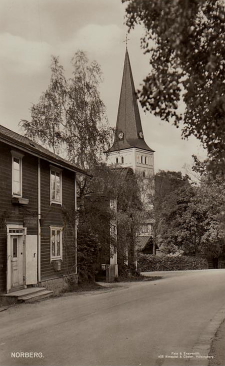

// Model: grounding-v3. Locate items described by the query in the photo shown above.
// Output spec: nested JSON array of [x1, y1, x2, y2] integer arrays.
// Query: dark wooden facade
[[0, 142, 38, 293], [0, 125, 86, 294]]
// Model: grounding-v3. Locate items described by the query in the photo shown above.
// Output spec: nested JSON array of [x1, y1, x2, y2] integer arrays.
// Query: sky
[[0, 0, 207, 175]]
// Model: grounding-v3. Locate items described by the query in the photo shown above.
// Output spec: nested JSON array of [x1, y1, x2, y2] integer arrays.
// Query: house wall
[[0, 142, 38, 293], [0, 141, 77, 294], [40, 160, 76, 282]]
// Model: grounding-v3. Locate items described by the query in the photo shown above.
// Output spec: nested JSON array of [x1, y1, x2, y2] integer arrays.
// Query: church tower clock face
[[118, 132, 124, 140]]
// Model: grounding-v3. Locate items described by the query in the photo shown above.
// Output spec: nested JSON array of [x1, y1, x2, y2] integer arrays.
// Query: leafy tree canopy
[[124, 0, 225, 164], [157, 170, 225, 257], [80, 163, 144, 273], [153, 170, 192, 252], [21, 51, 111, 170]]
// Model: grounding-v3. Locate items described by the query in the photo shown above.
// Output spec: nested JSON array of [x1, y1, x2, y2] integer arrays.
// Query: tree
[[124, 0, 225, 164], [20, 51, 111, 170], [21, 57, 67, 154], [158, 172, 225, 258], [64, 52, 111, 169], [189, 182, 225, 258], [81, 163, 144, 275], [153, 170, 191, 252], [77, 222, 101, 283]]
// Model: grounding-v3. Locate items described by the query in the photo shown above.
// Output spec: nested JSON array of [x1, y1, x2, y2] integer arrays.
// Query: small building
[[0, 125, 87, 295], [207, 257, 225, 269]]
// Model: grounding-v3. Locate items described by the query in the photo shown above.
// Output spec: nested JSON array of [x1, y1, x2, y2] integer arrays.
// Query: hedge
[[138, 254, 208, 272]]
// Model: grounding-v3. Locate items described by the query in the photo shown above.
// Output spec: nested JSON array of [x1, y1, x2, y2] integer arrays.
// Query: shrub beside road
[[138, 254, 208, 272]]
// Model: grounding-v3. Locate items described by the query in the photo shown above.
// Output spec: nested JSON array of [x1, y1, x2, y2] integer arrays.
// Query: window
[[143, 171, 146, 178], [50, 227, 63, 261], [145, 156, 147, 165], [9, 229, 24, 234], [141, 156, 143, 164], [110, 224, 117, 238], [141, 224, 151, 235], [50, 167, 62, 204], [11, 151, 23, 197], [110, 199, 117, 212], [121, 156, 124, 164], [116, 157, 119, 164], [13, 238, 18, 258]]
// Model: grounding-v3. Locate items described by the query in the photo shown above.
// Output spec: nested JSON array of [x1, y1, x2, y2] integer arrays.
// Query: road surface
[[1, 269, 225, 366]]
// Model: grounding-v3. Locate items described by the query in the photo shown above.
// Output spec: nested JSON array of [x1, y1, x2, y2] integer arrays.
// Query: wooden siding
[[40, 160, 76, 280], [0, 141, 76, 293], [0, 143, 38, 292]]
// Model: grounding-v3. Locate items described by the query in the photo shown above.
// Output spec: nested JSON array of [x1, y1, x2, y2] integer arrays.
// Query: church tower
[[107, 48, 154, 180]]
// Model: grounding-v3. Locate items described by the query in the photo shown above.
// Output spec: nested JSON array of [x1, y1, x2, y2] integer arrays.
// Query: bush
[[138, 254, 208, 272], [77, 222, 100, 283]]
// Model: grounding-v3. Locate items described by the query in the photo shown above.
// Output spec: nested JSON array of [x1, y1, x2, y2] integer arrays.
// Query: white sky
[[0, 0, 207, 175]]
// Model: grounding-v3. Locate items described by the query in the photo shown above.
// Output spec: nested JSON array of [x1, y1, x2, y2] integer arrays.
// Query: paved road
[[1, 270, 225, 366]]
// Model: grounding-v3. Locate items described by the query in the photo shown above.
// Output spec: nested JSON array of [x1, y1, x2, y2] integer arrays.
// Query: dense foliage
[[154, 170, 225, 259], [82, 164, 144, 276], [77, 221, 101, 283], [124, 0, 225, 164], [153, 171, 191, 252], [61, 161, 144, 282], [138, 253, 208, 272]]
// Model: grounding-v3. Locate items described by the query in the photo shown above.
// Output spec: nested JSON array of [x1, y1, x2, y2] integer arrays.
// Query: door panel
[[26, 235, 37, 285], [11, 236, 23, 288]]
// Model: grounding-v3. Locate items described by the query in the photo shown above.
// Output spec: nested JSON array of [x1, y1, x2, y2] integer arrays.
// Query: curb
[[188, 306, 225, 366]]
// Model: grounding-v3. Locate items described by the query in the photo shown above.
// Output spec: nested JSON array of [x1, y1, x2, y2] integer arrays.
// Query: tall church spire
[[108, 49, 154, 153]]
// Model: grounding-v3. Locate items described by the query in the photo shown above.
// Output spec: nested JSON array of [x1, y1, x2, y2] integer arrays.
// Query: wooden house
[[0, 125, 87, 296]]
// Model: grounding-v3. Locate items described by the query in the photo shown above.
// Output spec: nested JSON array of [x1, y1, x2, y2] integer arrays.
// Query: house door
[[11, 235, 24, 289], [213, 258, 219, 269], [26, 235, 37, 285]]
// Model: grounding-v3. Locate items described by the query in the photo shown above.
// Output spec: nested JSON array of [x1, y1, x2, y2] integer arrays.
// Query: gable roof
[[108, 49, 154, 153], [0, 124, 88, 175], [136, 236, 159, 252]]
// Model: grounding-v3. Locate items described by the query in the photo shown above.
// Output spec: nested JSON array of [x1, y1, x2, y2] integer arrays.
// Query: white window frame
[[50, 166, 62, 205], [110, 199, 117, 212], [110, 223, 117, 238], [50, 226, 63, 261], [11, 150, 24, 197]]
